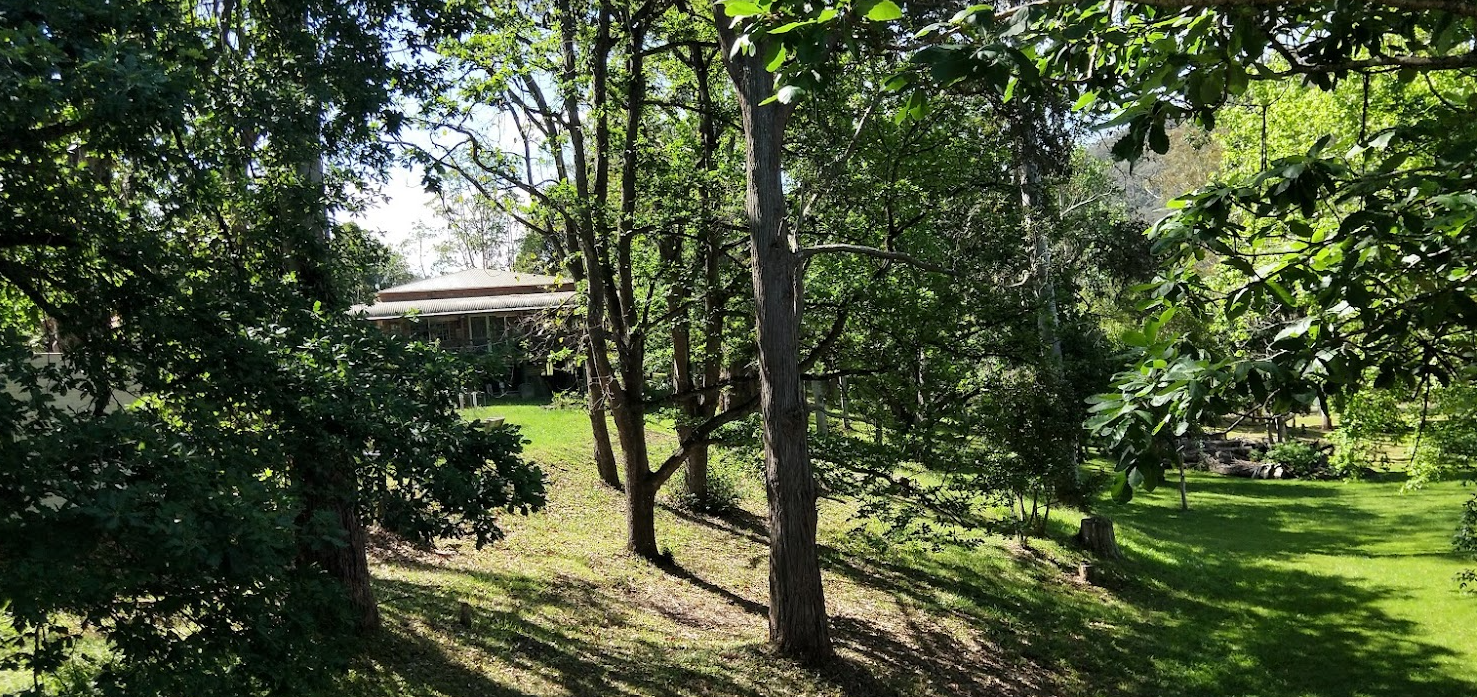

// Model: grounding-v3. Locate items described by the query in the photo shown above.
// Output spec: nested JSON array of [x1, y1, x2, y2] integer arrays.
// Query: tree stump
[[1076, 516, 1122, 559]]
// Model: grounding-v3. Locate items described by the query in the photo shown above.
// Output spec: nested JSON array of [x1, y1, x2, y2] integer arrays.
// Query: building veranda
[[351, 268, 579, 398]]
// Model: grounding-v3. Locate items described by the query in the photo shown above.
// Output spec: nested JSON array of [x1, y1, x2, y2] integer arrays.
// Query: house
[[351, 268, 579, 396]]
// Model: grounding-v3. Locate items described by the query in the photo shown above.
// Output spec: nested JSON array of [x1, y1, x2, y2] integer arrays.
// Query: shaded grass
[[344, 402, 1476, 697]]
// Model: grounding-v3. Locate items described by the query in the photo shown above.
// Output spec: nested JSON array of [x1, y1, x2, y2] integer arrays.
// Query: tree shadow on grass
[[352, 474, 1473, 697], [658, 560, 769, 617], [816, 478, 1475, 697], [662, 503, 770, 547], [352, 569, 771, 697]]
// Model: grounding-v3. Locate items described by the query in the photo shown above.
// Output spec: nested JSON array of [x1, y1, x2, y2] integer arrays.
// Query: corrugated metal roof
[[350, 291, 576, 320], [377, 269, 567, 295]]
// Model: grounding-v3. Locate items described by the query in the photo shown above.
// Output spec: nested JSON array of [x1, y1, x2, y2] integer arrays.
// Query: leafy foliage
[[1085, 309, 1235, 502], [1457, 495, 1477, 592], [1262, 441, 1323, 474], [1328, 389, 1411, 478], [0, 0, 543, 692], [1411, 384, 1477, 488]]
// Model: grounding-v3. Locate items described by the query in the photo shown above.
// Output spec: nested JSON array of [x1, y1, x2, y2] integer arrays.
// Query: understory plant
[[1457, 494, 1477, 592], [1409, 384, 1477, 489], [1328, 389, 1410, 478], [1262, 441, 1323, 474]]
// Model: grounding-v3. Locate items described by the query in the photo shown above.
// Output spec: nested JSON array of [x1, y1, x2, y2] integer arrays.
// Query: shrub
[[1263, 441, 1323, 473], [1329, 389, 1411, 477], [1409, 385, 1477, 489], [548, 388, 588, 411], [1456, 495, 1477, 592], [669, 451, 747, 515]]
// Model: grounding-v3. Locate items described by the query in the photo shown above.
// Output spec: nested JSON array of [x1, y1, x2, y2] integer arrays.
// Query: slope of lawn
[[335, 402, 1477, 697]]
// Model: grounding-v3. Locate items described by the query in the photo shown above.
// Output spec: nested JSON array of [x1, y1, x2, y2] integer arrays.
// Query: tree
[[332, 222, 415, 306], [888, 1, 1477, 499], [712, 3, 837, 660], [426, 0, 756, 559], [429, 188, 519, 272], [0, 1, 544, 691]]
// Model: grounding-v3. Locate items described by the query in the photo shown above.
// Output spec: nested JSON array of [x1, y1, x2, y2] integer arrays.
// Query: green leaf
[[765, 43, 787, 71], [722, 1, 764, 18], [1111, 470, 1134, 503], [865, 0, 904, 21], [1149, 121, 1170, 155], [1140, 462, 1163, 492], [769, 21, 809, 34]]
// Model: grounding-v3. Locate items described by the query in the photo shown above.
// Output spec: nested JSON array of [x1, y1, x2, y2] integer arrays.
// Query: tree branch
[[799, 244, 955, 276], [652, 393, 760, 487]]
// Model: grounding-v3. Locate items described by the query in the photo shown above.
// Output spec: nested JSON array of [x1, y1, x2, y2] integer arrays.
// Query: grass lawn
[[336, 402, 1477, 697]]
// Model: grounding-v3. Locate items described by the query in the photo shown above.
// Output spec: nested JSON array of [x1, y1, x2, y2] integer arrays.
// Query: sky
[[349, 111, 529, 275], [351, 165, 438, 251]]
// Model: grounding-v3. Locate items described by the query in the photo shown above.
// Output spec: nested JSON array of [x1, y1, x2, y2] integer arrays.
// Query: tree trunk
[[839, 376, 851, 430], [684, 444, 710, 506], [283, 57, 379, 631], [1318, 391, 1334, 430], [1177, 452, 1189, 511], [625, 472, 659, 560], [1013, 111, 1063, 363], [718, 22, 831, 661], [610, 388, 660, 559], [304, 505, 380, 633], [585, 354, 620, 488], [1076, 516, 1121, 559]]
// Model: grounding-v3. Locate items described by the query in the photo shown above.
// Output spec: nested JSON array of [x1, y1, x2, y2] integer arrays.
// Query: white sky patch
[[350, 164, 438, 250]]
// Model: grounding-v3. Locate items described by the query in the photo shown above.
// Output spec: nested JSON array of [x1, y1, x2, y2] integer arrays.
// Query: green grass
[[12, 401, 1472, 695], [336, 402, 1477, 697], [1104, 473, 1476, 696]]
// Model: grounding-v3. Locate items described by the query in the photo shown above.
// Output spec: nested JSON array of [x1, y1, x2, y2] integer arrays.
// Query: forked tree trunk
[[718, 21, 831, 661]]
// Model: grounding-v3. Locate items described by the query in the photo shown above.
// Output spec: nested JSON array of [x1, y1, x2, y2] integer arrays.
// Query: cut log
[[1076, 516, 1122, 559], [1205, 459, 1293, 479]]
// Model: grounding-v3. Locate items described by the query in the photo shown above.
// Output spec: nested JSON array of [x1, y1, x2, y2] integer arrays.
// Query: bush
[[548, 388, 587, 411], [1456, 495, 1477, 592], [1409, 385, 1477, 489], [1263, 441, 1323, 473], [668, 451, 747, 515], [1329, 389, 1411, 477]]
